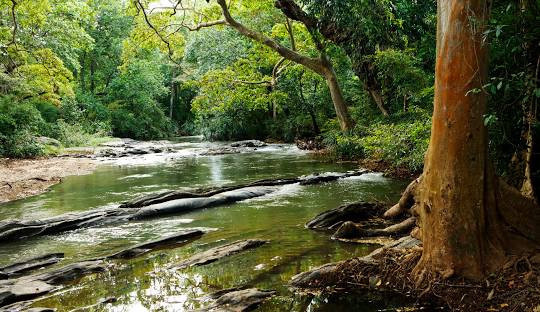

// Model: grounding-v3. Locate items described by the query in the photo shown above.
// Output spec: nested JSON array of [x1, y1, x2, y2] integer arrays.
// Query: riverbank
[[0, 157, 97, 204], [0, 138, 302, 205]]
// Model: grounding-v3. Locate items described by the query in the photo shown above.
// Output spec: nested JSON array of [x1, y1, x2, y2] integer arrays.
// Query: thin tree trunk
[[520, 56, 539, 199], [322, 60, 354, 131], [368, 88, 389, 116], [80, 52, 86, 91], [90, 59, 95, 94], [169, 67, 176, 119]]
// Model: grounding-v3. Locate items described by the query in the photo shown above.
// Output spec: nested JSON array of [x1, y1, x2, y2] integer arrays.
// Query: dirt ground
[[0, 157, 97, 204]]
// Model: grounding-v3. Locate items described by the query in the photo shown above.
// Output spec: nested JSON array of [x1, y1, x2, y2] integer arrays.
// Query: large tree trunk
[[390, 0, 540, 281]]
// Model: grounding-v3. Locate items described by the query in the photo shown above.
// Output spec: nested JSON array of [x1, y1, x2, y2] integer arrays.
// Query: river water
[[0, 137, 409, 311]]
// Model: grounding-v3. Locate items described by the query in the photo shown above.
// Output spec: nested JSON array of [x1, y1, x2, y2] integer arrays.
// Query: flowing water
[[0, 137, 410, 311]]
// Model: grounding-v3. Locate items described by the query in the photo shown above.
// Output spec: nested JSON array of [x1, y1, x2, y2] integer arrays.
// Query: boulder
[[36, 137, 61, 147]]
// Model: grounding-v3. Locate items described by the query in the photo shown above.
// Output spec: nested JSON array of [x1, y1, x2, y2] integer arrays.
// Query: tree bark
[[321, 57, 355, 131], [368, 88, 389, 117], [275, 0, 390, 117], [391, 0, 540, 281]]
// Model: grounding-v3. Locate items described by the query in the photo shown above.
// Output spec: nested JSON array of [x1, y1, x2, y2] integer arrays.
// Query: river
[[0, 137, 409, 311]]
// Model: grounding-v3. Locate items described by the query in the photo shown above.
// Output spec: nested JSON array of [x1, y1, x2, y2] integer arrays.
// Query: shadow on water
[[0, 140, 411, 311]]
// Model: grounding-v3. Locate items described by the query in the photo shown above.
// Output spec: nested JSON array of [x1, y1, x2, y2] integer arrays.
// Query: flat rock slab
[[172, 240, 268, 269], [208, 288, 276, 312], [106, 230, 204, 259], [0, 280, 56, 307], [0, 253, 64, 279]]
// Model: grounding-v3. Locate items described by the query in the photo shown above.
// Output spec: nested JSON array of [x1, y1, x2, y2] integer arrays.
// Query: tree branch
[[134, 0, 180, 64], [215, 0, 326, 75], [182, 19, 226, 31], [9, 0, 18, 45]]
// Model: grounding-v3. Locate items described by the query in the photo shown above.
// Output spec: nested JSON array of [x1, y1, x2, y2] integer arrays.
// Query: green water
[[0, 138, 409, 311]]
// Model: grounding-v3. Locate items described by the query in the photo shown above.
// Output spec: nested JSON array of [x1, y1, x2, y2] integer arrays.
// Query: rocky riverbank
[[0, 138, 276, 204]]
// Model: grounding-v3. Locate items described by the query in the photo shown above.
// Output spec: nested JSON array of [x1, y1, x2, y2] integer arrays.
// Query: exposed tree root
[[332, 217, 416, 240], [291, 238, 540, 311]]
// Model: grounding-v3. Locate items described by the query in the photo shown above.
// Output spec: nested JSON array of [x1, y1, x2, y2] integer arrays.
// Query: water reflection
[[0, 141, 409, 311]]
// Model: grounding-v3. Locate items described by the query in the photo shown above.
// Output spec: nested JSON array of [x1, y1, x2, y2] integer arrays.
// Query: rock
[[0, 209, 130, 242], [332, 221, 362, 239], [29, 260, 105, 285], [208, 288, 276, 312], [36, 137, 61, 147], [306, 202, 385, 230], [128, 187, 277, 220], [200, 147, 241, 156], [0, 253, 64, 279], [289, 262, 344, 288], [299, 170, 369, 185], [0, 170, 370, 243], [171, 239, 268, 269], [0, 260, 105, 308], [0, 280, 56, 307], [106, 230, 204, 259], [127, 148, 149, 155], [230, 140, 267, 148], [295, 138, 323, 150], [26, 308, 56, 312]]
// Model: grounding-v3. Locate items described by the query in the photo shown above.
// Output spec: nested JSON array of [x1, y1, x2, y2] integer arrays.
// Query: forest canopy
[[0, 0, 538, 189]]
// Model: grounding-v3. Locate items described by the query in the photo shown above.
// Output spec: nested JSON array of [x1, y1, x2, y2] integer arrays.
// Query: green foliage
[[0, 96, 44, 158], [323, 108, 431, 172], [371, 49, 432, 111], [107, 53, 172, 140]]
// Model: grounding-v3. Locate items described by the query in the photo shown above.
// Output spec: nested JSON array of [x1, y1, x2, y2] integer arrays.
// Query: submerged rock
[[171, 239, 268, 269], [208, 288, 276, 312], [106, 230, 204, 259], [230, 140, 267, 148]]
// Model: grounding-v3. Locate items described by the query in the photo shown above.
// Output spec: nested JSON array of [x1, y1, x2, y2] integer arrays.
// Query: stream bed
[[0, 137, 410, 311]]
